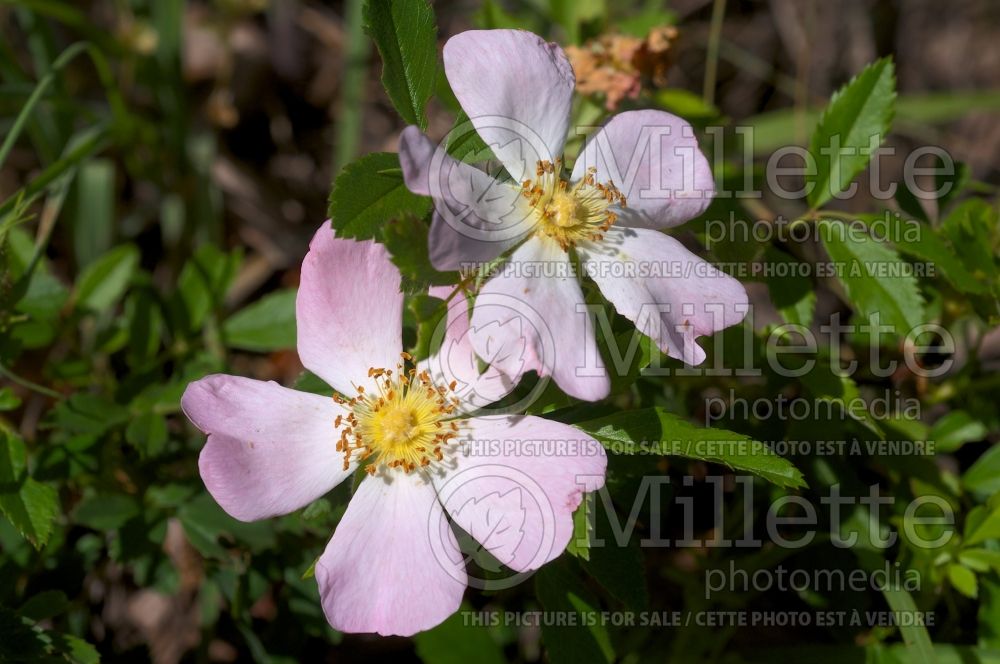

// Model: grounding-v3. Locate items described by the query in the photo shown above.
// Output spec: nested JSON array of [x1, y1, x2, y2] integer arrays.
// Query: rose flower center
[[521, 159, 626, 251], [333, 353, 460, 474]]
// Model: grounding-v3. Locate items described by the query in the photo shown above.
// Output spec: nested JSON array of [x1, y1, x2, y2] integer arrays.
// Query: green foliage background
[[1, 0, 999, 662]]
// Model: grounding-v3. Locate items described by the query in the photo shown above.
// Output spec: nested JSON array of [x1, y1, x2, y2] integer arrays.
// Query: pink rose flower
[[399, 29, 748, 401], [181, 223, 606, 636]]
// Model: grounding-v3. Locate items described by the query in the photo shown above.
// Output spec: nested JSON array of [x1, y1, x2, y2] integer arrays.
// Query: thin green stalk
[[334, 0, 370, 173], [794, 0, 815, 147], [0, 22, 58, 162], [703, 0, 727, 106], [0, 40, 125, 173], [0, 363, 61, 399], [0, 41, 87, 171], [0, 122, 110, 218]]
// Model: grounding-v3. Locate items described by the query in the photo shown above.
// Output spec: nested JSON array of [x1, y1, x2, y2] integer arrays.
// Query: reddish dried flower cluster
[[566, 26, 679, 110]]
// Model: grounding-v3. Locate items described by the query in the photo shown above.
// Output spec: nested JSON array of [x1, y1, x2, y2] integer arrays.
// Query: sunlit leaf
[[807, 58, 896, 209]]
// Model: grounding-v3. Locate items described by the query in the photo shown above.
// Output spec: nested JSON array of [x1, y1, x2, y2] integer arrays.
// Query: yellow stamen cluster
[[521, 159, 627, 251], [334, 353, 461, 474]]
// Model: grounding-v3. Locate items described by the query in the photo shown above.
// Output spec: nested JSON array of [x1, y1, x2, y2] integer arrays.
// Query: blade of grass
[[15, 125, 107, 286], [0, 122, 110, 219], [333, 0, 369, 173], [71, 158, 114, 267], [186, 133, 222, 245], [882, 585, 937, 664], [151, 0, 185, 147], [0, 24, 58, 162], [0, 41, 88, 172], [703, 0, 727, 105], [0, 40, 127, 173], [15, 7, 72, 157]]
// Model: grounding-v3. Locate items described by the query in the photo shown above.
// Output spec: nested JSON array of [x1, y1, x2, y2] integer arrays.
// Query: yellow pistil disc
[[333, 353, 461, 474], [520, 159, 627, 251]]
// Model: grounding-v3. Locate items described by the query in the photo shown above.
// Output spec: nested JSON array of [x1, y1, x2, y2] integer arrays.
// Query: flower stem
[[703, 0, 727, 106]]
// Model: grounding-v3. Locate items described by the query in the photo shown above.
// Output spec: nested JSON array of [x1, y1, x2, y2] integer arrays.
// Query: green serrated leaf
[[222, 288, 297, 352], [381, 215, 458, 292], [329, 152, 432, 240], [0, 607, 48, 661], [808, 58, 896, 208], [576, 408, 807, 489], [59, 633, 101, 664], [0, 430, 59, 549], [819, 219, 924, 333], [363, 0, 438, 128], [0, 604, 100, 663]]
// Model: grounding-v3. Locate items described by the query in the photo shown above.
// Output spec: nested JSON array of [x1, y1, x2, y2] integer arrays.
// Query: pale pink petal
[[571, 110, 714, 228], [182, 374, 351, 522], [399, 126, 533, 270], [433, 415, 606, 572], [418, 286, 518, 413], [296, 222, 403, 394], [316, 471, 467, 636], [469, 236, 610, 401], [444, 30, 575, 180], [579, 227, 748, 365]]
